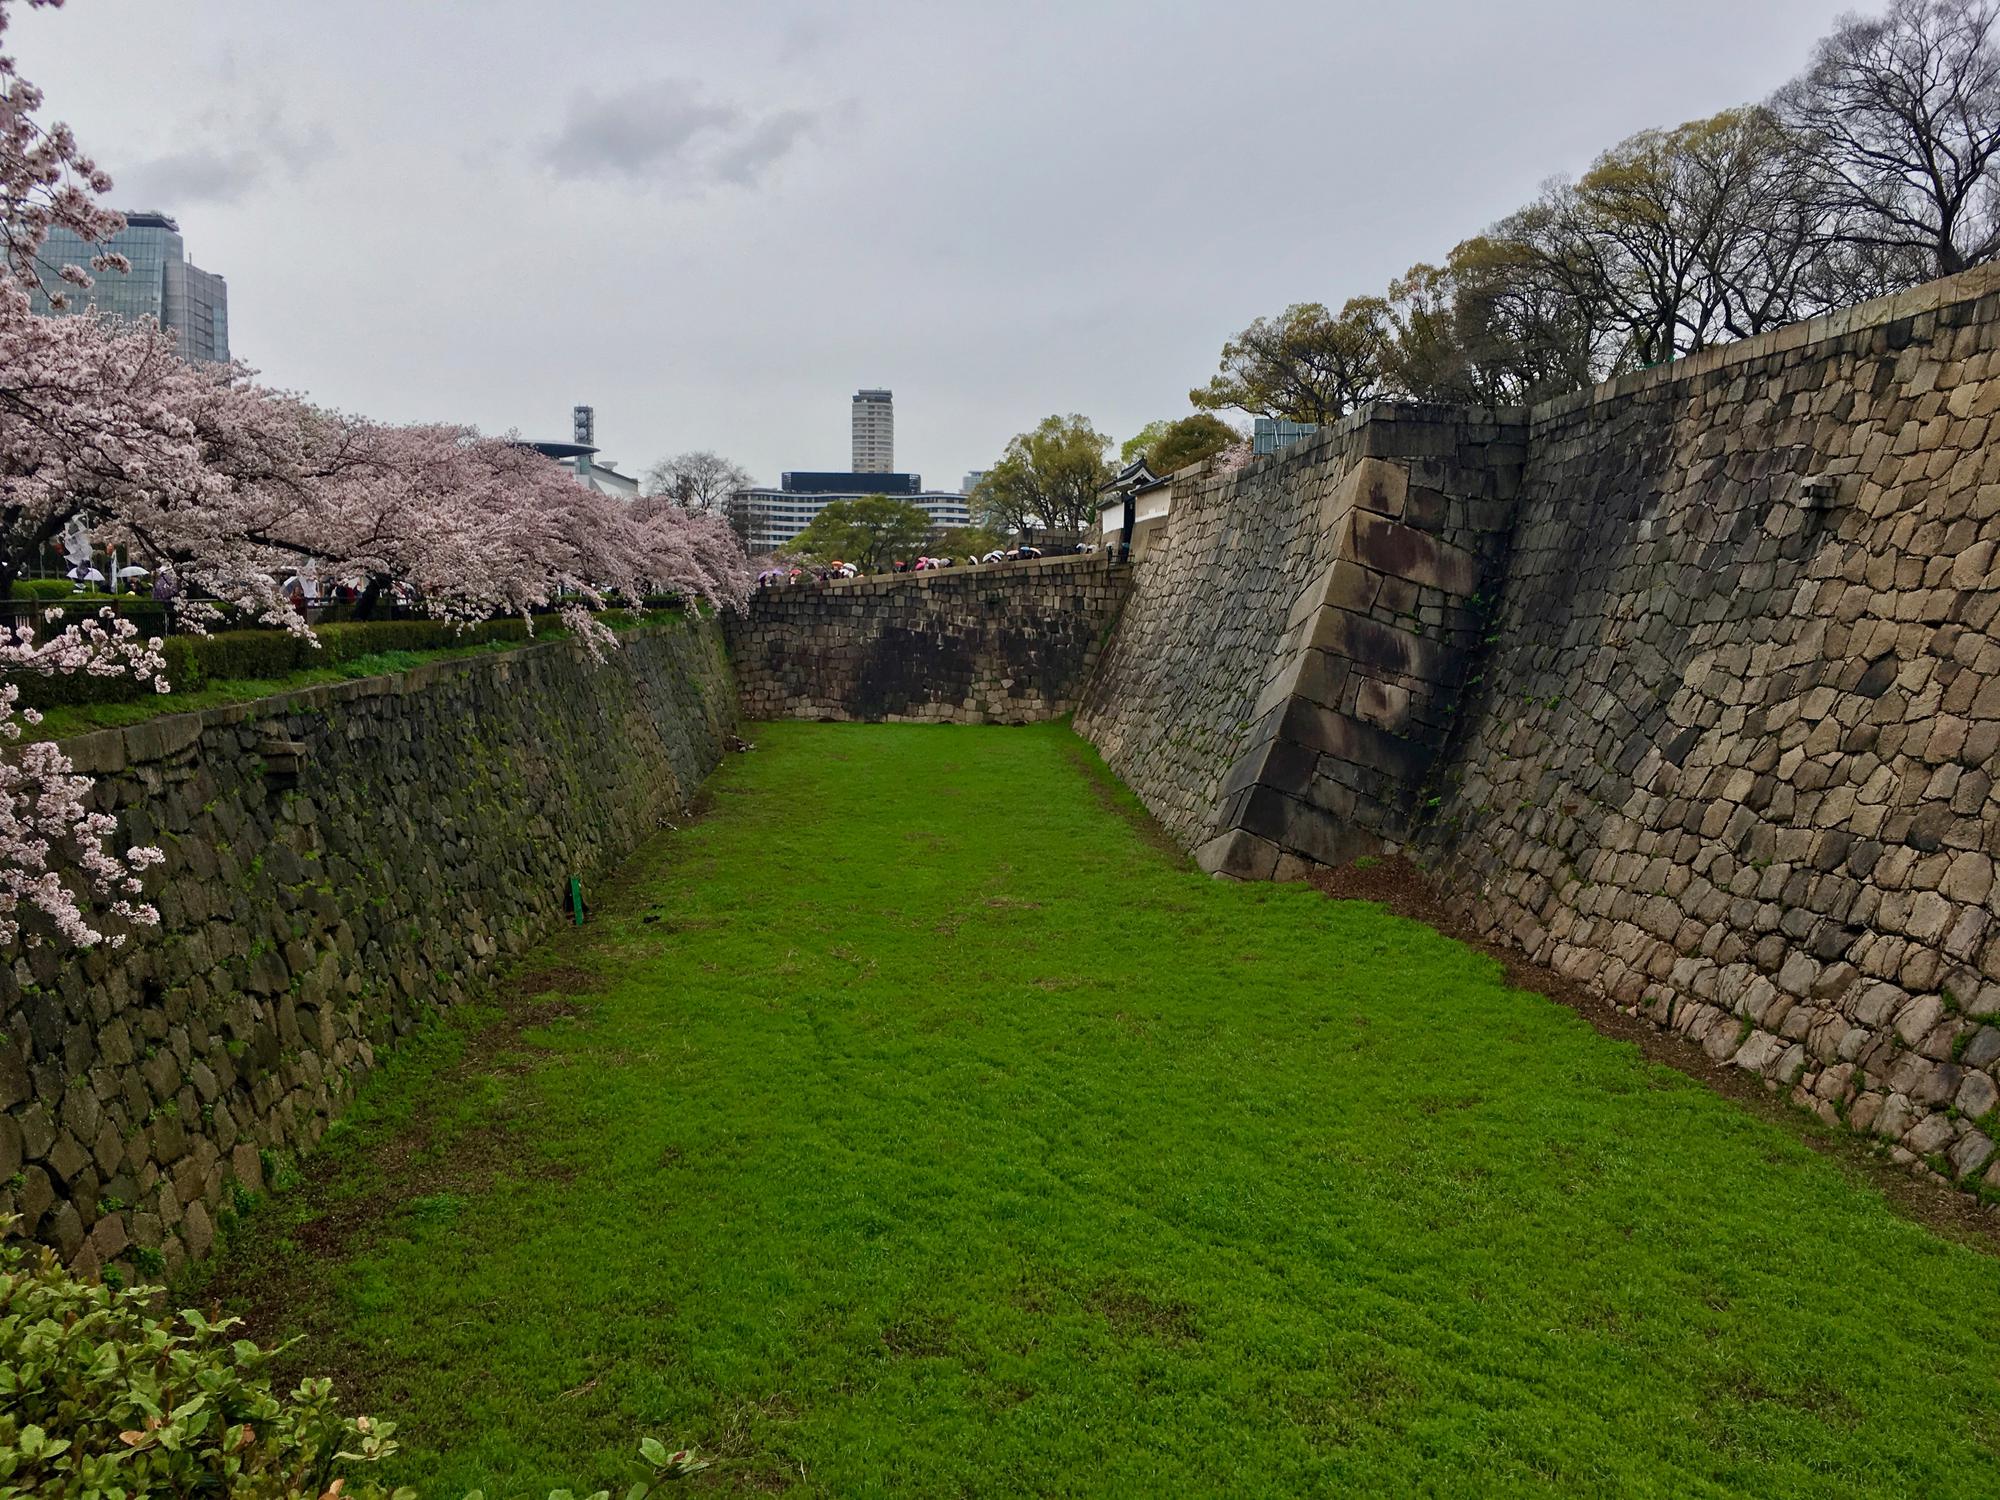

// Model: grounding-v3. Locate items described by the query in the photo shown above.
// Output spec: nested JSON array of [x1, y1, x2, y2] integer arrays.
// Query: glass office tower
[[28, 211, 230, 363]]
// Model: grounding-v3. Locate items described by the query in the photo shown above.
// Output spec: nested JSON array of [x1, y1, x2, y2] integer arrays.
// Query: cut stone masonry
[[727, 554, 1128, 724]]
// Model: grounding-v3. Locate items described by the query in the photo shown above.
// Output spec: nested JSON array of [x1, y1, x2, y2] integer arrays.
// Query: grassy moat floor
[[198, 722, 2000, 1497]]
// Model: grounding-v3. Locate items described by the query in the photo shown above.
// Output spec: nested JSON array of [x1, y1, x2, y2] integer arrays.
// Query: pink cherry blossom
[[0, 0, 753, 951]]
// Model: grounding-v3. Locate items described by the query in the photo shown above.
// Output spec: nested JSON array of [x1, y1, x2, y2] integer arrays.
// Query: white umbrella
[[116, 565, 149, 579], [65, 566, 105, 583]]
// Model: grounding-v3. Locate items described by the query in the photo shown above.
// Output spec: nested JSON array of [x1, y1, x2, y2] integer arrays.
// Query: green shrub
[[0, 1225, 399, 1496], [11, 579, 89, 599], [12, 617, 535, 711], [0, 1223, 708, 1497], [28, 599, 168, 630]]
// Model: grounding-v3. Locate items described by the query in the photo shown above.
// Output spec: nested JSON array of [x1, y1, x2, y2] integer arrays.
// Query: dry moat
[[197, 723, 2000, 1498]]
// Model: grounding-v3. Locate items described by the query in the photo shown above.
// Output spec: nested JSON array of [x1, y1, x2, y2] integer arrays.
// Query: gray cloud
[[708, 107, 821, 186], [114, 145, 265, 207], [542, 82, 820, 188], [112, 103, 326, 208], [776, 14, 845, 63]]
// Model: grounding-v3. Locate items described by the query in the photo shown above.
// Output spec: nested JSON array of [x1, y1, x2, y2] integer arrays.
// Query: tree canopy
[[1123, 414, 1242, 476], [0, 0, 753, 951], [642, 451, 753, 515], [1120, 421, 1172, 467], [973, 415, 1113, 541], [1199, 1, 2000, 417], [1777, 0, 2000, 279], [786, 496, 933, 573], [1190, 299, 1391, 425]]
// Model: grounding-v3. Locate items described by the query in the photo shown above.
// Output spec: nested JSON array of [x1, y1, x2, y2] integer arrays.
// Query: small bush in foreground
[[0, 1224, 705, 1497]]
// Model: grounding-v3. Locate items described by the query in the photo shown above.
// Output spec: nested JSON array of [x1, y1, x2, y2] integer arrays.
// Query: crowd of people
[[755, 542, 1096, 589]]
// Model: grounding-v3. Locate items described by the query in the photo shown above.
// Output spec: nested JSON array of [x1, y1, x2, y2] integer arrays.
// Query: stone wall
[[1076, 407, 1525, 873], [1422, 264, 2000, 1189], [726, 556, 1128, 724], [11, 620, 735, 1274], [1080, 261, 2000, 1192]]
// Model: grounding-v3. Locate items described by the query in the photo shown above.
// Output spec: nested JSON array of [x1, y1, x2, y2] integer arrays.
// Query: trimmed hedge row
[[3, 593, 168, 626], [12, 579, 101, 599], [14, 616, 535, 710]]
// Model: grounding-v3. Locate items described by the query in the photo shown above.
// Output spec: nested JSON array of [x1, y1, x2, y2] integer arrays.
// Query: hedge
[[12, 616, 535, 710]]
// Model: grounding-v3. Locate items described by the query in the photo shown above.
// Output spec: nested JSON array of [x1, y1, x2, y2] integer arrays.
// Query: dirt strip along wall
[[1421, 264, 2000, 1189], [726, 555, 1130, 724], [13, 619, 735, 1274]]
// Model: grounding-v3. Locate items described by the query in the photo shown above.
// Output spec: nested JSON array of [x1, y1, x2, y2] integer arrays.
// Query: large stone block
[[1350, 512, 1482, 595], [1235, 786, 1378, 868], [1276, 700, 1431, 782], [1306, 608, 1461, 685]]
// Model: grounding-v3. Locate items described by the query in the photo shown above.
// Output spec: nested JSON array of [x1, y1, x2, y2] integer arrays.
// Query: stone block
[[1306, 608, 1460, 686], [1192, 830, 1281, 882], [1290, 651, 1352, 713], [1235, 786, 1376, 868], [1355, 679, 1414, 733], [1275, 700, 1430, 783], [1349, 512, 1482, 595]]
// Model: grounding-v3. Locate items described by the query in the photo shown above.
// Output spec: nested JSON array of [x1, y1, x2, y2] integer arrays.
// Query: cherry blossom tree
[[0, 607, 165, 948], [0, 0, 750, 950]]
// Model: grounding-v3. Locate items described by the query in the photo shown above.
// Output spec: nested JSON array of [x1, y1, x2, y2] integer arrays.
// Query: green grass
[[32, 613, 667, 741], [200, 722, 2000, 1497]]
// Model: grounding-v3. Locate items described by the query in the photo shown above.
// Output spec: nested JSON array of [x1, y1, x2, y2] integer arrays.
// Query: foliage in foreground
[[0, 1224, 704, 1498]]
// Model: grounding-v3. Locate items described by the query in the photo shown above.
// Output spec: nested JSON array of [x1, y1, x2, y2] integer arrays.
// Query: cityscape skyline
[[11, 0, 1857, 491]]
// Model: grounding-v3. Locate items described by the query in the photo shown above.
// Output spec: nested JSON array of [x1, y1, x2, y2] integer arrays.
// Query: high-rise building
[[961, 470, 988, 496], [28, 211, 230, 363], [852, 388, 894, 472]]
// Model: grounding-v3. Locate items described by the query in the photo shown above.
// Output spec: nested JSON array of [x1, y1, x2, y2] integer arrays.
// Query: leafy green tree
[[1457, 210, 1624, 397], [973, 414, 1114, 541], [1120, 420, 1173, 466], [1121, 413, 1242, 475], [1190, 298, 1391, 424], [936, 523, 1005, 558], [1473, 108, 1855, 377], [1380, 245, 1606, 406], [786, 496, 933, 574], [1379, 261, 1480, 404], [1146, 413, 1240, 474]]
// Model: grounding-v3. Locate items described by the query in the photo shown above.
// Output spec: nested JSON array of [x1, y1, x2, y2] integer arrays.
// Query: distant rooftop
[[781, 470, 921, 494], [521, 440, 598, 461]]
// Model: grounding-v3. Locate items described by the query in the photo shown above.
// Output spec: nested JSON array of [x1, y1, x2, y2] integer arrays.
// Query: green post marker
[[568, 876, 585, 925]]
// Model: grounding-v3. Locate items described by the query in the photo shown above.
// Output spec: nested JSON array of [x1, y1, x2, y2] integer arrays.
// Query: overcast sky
[[17, 0, 1854, 491]]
